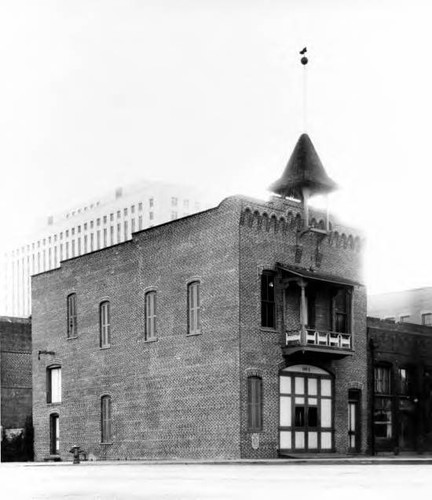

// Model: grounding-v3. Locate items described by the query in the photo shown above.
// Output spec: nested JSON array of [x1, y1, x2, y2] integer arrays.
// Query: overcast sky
[[0, 0, 431, 294]]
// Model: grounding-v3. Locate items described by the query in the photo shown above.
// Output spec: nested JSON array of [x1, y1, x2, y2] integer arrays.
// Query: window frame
[[247, 376, 263, 432], [261, 272, 275, 329], [99, 301, 111, 348], [50, 413, 60, 455], [67, 293, 77, 338], [187, 281, 201, 335], [374, 365, 392, 394], [47, 365, 62, 404], [101, 395, 112, 444], [145, 291, 157, 340]]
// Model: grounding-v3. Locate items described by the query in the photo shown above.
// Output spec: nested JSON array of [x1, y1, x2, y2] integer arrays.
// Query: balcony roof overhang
[[276, 263, 360, 288], [281, 345, 354, 359]]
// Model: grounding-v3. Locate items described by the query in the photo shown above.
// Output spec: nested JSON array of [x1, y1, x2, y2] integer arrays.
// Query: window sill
[[100, 442, 113, 445], [100, 345, 111, 350], [144, 337, 158, 343], [186, 332, 202, 337], [67, 336, 78, 341], [47, 402, 62, 406], [260, 327, 278, 333]]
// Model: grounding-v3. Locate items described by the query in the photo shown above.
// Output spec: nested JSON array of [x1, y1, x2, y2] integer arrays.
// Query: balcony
[[282, 328, 354, 358]]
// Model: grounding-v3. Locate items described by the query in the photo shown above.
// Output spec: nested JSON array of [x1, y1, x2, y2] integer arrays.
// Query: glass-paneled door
[[280, 365, 333, 452]]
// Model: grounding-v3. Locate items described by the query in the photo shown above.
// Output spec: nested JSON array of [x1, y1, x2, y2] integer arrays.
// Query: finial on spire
[[299, 47, 308, 65], [300, 47, 308, 131]]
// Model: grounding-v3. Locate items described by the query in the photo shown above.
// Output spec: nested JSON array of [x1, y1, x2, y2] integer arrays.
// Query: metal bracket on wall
[[38, 350, 55, 361]]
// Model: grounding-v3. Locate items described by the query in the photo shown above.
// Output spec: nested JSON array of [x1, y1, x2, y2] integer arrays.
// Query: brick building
[[32, 134, 367, 461], [1, 179, 209, 318], [0, 316, 32, 461], [368, 318, 432, 454]]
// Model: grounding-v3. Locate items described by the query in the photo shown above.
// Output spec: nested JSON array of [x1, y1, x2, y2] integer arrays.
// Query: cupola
[[269, 133, 338, 231]]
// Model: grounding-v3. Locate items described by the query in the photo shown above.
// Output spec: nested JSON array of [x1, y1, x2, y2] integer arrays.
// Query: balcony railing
[[286, 328, 352, 350]]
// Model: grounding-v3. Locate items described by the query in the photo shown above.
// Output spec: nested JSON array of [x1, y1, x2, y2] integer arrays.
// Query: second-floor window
[[333, 289, 349, 333], [398, 368, 411, 395], [188, 281, 201, 334], [67, 293, 77, 338], [145, 291, 157, 340], [374, 366, 391, 394], [261, 273, 275, 328], [47, 366, 62, 404], [100, 301, 111, 348]]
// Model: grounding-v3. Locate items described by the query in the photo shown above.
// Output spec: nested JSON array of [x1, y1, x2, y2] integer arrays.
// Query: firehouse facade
[[32, 134, 367, 460]]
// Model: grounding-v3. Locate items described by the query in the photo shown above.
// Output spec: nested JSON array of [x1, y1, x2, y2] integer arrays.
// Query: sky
[[0, 0, 431, 294]]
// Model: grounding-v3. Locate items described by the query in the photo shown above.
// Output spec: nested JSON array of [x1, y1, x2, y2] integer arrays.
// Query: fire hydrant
[[69, 445, 81, 464]]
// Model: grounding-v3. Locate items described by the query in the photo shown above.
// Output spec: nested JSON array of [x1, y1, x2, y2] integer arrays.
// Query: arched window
[[261, 272, 275, 328], [145, 291, 157, 340], [67, 293, 77, 338], [47, 365, 62, 404], [50, 413, 60, 455], [188, 281, 201, 334], [247, 376, 263, 432], [100, 301, 111, 347], [101, 395, 112, 443]]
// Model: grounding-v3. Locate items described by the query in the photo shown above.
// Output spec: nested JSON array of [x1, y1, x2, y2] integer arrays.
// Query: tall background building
[[0, 180, 211, 317], [368, 287, 432, 326]]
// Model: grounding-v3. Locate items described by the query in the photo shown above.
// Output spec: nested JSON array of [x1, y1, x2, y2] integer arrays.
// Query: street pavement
[[0, 462, 431, 500]]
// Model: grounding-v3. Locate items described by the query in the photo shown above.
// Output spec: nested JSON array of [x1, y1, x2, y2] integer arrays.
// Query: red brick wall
[[237, 197, 367, 457], [368, 318, 432, 453], [32, 200, 242, 461], [0, 317, 32, 430], [32, 195, 367, 461]]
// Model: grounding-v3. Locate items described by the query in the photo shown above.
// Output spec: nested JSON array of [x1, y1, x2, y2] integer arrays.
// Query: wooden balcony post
[[299, 279, 308, 343]]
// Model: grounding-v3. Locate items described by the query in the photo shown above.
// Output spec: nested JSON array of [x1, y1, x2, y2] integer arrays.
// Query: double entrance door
[[279, 365, 333, 452]]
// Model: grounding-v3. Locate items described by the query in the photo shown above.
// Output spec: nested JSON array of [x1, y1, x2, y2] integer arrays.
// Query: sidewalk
[[6, 454, 432, 466]]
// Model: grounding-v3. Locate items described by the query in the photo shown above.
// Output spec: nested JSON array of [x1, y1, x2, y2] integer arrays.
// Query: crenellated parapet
[[239, 204, 363, 253]]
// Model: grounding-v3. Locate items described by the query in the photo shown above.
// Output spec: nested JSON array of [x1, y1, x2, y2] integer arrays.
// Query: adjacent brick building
[[368, 318, 432, 454], [0, 316, 32, 461], [32, 134, 367, 461]]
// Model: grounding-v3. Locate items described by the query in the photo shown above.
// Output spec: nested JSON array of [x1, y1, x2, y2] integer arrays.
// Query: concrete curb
[[5, 457, 432, 467]]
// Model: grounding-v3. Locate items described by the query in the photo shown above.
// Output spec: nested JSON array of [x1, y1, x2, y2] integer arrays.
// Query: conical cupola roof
[[269, 133, 338, 199]]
